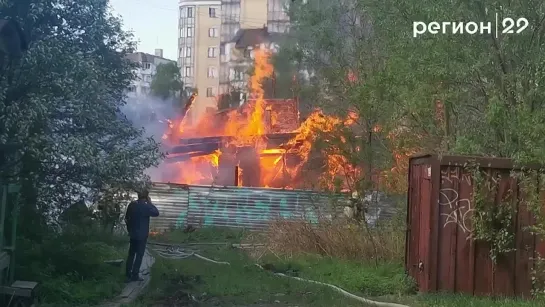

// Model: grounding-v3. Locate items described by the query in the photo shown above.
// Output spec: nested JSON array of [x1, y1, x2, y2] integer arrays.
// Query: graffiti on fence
[[440, 168, 474, 235], [175, 188, 322, 228]]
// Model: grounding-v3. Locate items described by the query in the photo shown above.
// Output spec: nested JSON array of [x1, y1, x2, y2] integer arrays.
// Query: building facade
[[222, 27, 280, 100], [178, 0, 290, 115], [178, 0, 222, 121], [219, 0, 270, 95], [267, 0, 290, 33], [126, 49, 176, 98]]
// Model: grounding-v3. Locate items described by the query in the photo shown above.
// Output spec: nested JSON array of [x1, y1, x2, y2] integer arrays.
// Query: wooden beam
[[176, 133, 298, 145]]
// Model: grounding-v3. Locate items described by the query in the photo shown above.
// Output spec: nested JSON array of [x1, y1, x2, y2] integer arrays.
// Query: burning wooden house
[[162, 98, 304, 188]]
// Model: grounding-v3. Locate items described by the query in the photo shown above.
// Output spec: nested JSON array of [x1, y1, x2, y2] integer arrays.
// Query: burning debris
[[155, 47, 406, 191]]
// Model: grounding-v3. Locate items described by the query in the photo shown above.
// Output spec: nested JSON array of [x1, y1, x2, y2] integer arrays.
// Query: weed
[[152, 226, 247, 244], [262, 217, 405, 262], [17, 226, 127, 305], [142, 227, 544, 307], [134, 243, 386, 307]]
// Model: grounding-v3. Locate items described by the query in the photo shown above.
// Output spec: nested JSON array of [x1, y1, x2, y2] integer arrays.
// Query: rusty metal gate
[[407, 154, 545, 298]]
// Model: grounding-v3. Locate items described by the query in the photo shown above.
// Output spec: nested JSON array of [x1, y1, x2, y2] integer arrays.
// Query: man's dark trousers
[[126, 238, 147, 279]]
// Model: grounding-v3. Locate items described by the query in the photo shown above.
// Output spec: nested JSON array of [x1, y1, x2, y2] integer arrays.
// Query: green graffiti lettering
[[175, 211, 187, 228], [253, 200, 270, 221], [235, 203, 248, 225], [202, 199, 214, 226], [174, 187, 327, 228], [214, 201, 230, 222], [279, 198, 292, 219]]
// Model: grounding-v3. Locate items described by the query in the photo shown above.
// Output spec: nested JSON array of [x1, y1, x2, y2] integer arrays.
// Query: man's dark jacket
[[125, 200, 159, 240]]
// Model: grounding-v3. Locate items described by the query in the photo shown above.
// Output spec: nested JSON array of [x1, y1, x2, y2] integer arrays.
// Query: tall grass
[[261, 216, 405, 262]]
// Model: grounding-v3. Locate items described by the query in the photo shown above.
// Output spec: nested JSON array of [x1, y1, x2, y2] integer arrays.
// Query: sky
[[109, 0, 179, 60]]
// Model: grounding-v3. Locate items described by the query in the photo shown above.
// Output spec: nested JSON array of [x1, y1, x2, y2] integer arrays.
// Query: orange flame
[[156, 50, 414, 191]]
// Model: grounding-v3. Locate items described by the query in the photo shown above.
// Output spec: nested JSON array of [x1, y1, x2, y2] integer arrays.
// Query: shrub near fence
[[407, 154, 545, 298]]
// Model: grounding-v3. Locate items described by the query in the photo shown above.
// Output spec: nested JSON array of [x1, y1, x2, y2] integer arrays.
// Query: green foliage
[[0, 0, 163, 303], [0, 0, 162, 233], [150, 61, 183, 100], [276, 1, 545, 297], [278, 0, 545, 186], [17, 226, 126, 305], [514, 170, 545, 296], [137, 228, 413, 306], [465, 163, 516, 263]]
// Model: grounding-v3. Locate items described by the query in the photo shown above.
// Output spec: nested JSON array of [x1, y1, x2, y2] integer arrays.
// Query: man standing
[[124, 189, 159, 282]]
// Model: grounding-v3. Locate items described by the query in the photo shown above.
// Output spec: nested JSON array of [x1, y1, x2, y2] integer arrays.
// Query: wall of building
[[194, 4, 221, 118], [178, 2, 196, 88], [127, 51, 176, 98], [179, 0, 222, 121], [178, 0, 285, 116], [267, 0, 290, 33], [241, 0, 268, 28]]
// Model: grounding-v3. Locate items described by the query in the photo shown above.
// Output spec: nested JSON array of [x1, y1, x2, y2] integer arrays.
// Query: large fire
[[158, 47, 410, 192]]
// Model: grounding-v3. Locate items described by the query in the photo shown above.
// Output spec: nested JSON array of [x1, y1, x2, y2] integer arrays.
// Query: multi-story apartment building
[[178, 0, 222, 121], [178, 0, 290, 114], [222, 27, 279, 99], [219, 0, 269, 95], [126, 49, 176, 98], [219, 0, 290, 96], [267, 0, 290, 33]]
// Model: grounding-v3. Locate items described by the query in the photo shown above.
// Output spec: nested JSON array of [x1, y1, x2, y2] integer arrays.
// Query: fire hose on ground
[[147, 242, 410, 307]]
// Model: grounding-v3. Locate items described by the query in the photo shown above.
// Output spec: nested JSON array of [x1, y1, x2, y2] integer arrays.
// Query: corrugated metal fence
[[148, 182, 346, 231]]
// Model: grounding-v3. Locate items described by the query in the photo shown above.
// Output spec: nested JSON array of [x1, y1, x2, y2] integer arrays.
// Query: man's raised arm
[[147, 200, 159, 217]]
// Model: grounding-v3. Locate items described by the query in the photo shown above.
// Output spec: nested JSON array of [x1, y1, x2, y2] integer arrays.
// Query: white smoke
[[121, 95, 177, 182]]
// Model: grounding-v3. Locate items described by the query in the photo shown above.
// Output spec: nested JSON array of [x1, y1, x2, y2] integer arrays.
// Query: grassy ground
[[17, 226, 128, 306], [131, 228, 390, 306], [130, 227, 544, 307]]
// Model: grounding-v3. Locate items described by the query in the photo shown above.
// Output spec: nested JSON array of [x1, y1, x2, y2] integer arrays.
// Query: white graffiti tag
[[439, 188, 474, 235]]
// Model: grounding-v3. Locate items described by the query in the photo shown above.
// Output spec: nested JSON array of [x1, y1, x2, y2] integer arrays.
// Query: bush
[[16, 226, 127, 305]]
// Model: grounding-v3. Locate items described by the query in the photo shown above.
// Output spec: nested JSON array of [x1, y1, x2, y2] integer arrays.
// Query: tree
[[279, 0, 545, 189], [362, 0, 545, 162], [150, 61, 183, 100], [277, 0, 397, 194], [0, 0, 162, 236]]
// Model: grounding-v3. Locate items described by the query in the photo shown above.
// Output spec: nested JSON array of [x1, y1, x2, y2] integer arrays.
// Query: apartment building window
[[209, 7, 217, 18], [144, 75, 152, 82], [220, 43, 225, 55], [187, 26, 193, 37], [208, 27, 218, 37], [180, 27, 185, 37], [143, 62, 151, 69], [185, 47, 191, 57], [185, 66, 193, 77], [187, 7, 194, 18], [206, 87, 216, 97], [207, 47, 217, 58], [207, 67, 217, 78]]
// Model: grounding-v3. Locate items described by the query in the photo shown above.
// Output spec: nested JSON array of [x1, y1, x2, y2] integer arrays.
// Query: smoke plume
[[121, 95, 176, 182]]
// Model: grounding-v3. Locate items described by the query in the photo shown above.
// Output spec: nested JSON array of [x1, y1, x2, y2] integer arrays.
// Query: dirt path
[[97, 250, 155, 307]]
